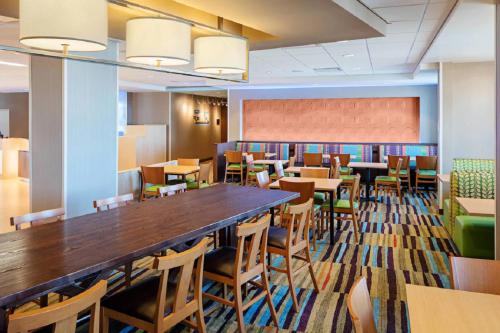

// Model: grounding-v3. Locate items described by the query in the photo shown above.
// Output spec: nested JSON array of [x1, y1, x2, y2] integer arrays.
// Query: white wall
[[227, 85, 439, 143], [439, 62, 496, 174]]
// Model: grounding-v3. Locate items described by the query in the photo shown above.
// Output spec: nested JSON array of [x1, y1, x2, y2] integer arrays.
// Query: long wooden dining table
[[0, 184, 298, 331]]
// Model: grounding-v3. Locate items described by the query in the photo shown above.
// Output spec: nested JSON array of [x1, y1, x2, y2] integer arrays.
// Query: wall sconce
[[193, 109, 209, 125]]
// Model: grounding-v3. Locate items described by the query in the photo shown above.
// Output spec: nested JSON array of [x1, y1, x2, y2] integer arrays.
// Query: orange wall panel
[[242, 97, 420, 143]]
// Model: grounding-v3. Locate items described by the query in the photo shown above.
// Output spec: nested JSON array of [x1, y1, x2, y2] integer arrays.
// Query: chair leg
[[352, 212, 359, 243], [415, 177, 419, 193], [101, 311, 109, 333], [305, 248, 320, 293], [285, 254, 299, 312], [261, 270, 279, 327], [195, 305, 207, 333], [374, 182, 379, 202], [407, 173, 412, 192], [233, 284, 246, 333], [397, 183, 402, 204], [124, 262, 133, 287], [224, 167, 227, 183]]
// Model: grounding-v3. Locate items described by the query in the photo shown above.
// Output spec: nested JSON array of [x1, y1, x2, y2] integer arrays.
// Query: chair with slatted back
[[102, 239, 208, 333], [300, 167, 330, 240], [141, 165, 166, 201], [347, 277, 377, 333], [224, 150, 244, 185], [158, 183, 187, 197], [256, 170, 271, 189], [415, 155, 438, 193], [245, 154, 265, 186], [388, 155, 411, 191], [450, 256, 500, 295], [375, 158, 403, 204], [331, 174, 361, 242], [331, 155, 360, 203], [267, 199, 319, 312], [203, 215, 278, 333], [188, 161, 212, 190], [331, 153, 352, 175], [8, 280, 107, 333], [303, 152, 323, 167], [93, 193, 134, 212], [10, 207, 65, 230]]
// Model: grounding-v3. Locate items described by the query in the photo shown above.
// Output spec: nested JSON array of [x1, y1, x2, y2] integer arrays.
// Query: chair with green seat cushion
[[415, 156, 438, 192], [388, 155, 411, 191], [374, 158, 403, 204], [332, 199, 359, 210], [454, 215, 494, 259], [141, 165, 166, 200], [224, 150, 244, 185], [187, 162, 212, 190], [418, 169, 437, 177]]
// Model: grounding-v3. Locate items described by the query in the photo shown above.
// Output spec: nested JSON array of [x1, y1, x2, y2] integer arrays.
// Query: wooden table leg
[[329, 190, 335, 244], [40, 294, 48, 307], [270, 207, 275, 226], [0, 307, 7, 333]]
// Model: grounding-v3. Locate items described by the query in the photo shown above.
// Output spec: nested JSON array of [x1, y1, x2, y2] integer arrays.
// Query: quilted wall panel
[[242, 97, 420, 143]]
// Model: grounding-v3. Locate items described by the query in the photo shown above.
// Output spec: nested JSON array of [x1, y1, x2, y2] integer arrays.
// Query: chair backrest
[[279, 180, 315, 205], [350, 174, 361, 206], [450, 256, 500, 295], [225, 150, 243, 164], [300, 167, 329, 179], [153, 239, 208, 330], [285, 199, 313, 248], [141, 165, 165, 185], [303, 152, 323, 167], [8, 280, 107, 333], [274, 160, 285, 179], [198, 162, 212, 184], [177, 158, 200, 166], [347, 277, 377, 333], [10, 207, 65, 231], [248, 151, 265, 160], [93, 193, 134, 212], [391, 158, 403, 178], [235, 215, 270, 280], [289, 155, 296, 167], [388, 155, 409, 170], [330, 156, 341, 179], [416, 155, 437, 170], [256, 170, 271, 189], [330, 153, 350, 167], [245, 154, 256, 171], [158, 183, 187, 197]]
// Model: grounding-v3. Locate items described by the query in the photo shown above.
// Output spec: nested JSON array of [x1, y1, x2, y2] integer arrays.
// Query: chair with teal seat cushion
[[375, 158, 403, 204], [314, 192, 326, 205], [415, 156, 438, 192], [418, 169, 437, 177], [375, 176, 397, 182], [454, 215, 494, 259]]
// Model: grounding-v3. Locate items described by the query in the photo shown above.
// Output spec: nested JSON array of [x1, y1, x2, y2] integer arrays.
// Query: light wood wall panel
[[243, 97, 420, 143]]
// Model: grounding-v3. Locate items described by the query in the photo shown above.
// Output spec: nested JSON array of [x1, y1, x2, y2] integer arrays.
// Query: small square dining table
[[163, 165, 200, 180]]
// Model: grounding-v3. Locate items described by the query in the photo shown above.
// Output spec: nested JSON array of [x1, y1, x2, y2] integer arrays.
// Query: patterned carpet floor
[[21, 189, 456, 333]]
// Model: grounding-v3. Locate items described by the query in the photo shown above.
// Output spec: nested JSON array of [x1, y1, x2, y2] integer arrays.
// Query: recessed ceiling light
[[343, 54, 355, 58], [0, 60, 27, 67]]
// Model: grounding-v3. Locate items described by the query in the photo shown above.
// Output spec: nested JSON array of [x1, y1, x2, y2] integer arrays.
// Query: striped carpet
[[21, 190, 456, 332]]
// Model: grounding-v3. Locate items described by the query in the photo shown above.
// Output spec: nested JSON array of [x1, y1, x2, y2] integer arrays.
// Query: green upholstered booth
[[453, 215, 495, 259]]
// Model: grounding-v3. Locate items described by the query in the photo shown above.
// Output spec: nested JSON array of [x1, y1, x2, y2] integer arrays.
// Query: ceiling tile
[[423, 2, 454, 20], [386, 21, 421, 33], [368, 33, 416, 44], [283, 45, 325, 55], [415, 29, 435, 44], [374, 5, 426, 22], [419, 19, 441, 32], [360, 0, 425, 8], [291, 53, 339, 69]]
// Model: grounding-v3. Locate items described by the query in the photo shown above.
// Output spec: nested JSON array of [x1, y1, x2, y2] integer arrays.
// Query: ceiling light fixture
[[19, 0, 108, 54], [194, 36, 247, 75], [343, 54, 355, 58], [126, 17, 191, 67], [0, 61, 27, 68]]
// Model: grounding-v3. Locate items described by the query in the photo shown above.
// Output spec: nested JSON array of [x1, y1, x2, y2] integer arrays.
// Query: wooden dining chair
[[330, 153, 352, 175], [300, 167, 329, 236], [188, 161, 212, 190], [303, 152, 323, 167], [450, 256, 500, 295], [157, 183, 187, 197], [256, 170, 271, 189], [93, 193, 134, 212], [289, 155, 296, 167], [347, 277, 377, 333], [224, 150, 244, 185], [177, 158, 201, 184], [415, 155, 438, 193], [203, 215, 278, 333], [102, 239, 208, 333], [270, 160, 285, 181], [247, 151, 266, 161], [141, 165, 166, 201], [10, 207, 65, 230], [267, 199, 319, 312], [388, 155, 411, 191], [300, 167, 329, 179], [330, 156, 341, 179], [8, 280, 107, 333], [374, 158, 403, 204], [331, 155, 361, 205], [245, 153, 265, 186], [177, 158, 200, 166]]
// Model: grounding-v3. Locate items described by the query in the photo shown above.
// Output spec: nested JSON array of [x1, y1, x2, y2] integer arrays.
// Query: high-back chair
[[330, 153, 351, 175], [224, 150, 244, 185], [245, 153, 264, 186], [188, 161, 212, 190], [303, 152, 323, 167], [203, 215, 278, 333], [267, 199, 319, 311], [300, 167, 329, 179], [141, 166, 166, 201], [93, 193, 134, 212], [374, 158, 403, 204], [256, 170, 271, 189], [270, 160, 285, 181], [450, 256, 500, 295], [158, 183, 187, 197], [10, 207, 65, 230], [347, 277, 377, 333], [415, 155, 438, 192], [248, 151, 265, 161], [388, 155, 411, 191], [8, 280, 107, 333], [102, 239, 208, 333], [330, 156, 341, 179]]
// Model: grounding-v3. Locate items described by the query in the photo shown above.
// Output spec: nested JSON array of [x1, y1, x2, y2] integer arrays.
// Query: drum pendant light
[[126, 17, 192, 66], [194, 36, 247, 74], [19, 0, 108, 53]]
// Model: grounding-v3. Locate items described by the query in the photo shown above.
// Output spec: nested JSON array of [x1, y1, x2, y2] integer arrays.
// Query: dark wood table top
[[0, 184, 298, 308]]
